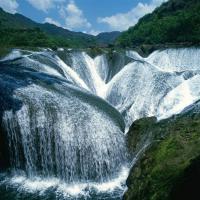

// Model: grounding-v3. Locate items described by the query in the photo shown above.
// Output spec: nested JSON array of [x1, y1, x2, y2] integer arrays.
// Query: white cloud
[[98, 0, 167, 31], [88, 29, 101, 36], [59, 0, 91, 30], [0, 0, 18, 14], [44, 17, 61, 27], [26, 0, 64, 12]]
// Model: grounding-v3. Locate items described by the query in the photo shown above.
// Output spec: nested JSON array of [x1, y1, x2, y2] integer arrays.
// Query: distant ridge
[[0, 7, 120, 48], [96, 31, 121, 46]]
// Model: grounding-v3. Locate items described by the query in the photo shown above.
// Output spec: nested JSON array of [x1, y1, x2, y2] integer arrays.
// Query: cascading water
[[2, 84, 126, 181], [0, 49, 129, 199], [1, 47, 200, 199]]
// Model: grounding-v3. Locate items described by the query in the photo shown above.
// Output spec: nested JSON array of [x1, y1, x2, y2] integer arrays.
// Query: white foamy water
[[0, 49, 22, 61], [157, 75, 200, 120], [147, 48, 200, 72], [2, 48, 200, 127], [80, 53, 108, 98], [68, 52, 108, 98], [55, 55, 90, 91], [0, 166, 129, 198], [123, 48, 200, 124], [2, 82, 126, 182], [105, 59, 190, 127]]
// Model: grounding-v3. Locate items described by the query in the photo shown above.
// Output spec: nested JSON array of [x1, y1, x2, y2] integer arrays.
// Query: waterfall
[[1, 47, 200, 198], [147, 48, 200, 72], [157, 74, 200, 119], [105, 60, 196, 127], [0, 52, 126, 183]]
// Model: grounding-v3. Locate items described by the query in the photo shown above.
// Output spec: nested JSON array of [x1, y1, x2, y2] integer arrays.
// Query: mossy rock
[[124, 111, 200, 200], [0, 47, 11, 59], [126, 117, 157, 154], [170, 155, 200, 200]]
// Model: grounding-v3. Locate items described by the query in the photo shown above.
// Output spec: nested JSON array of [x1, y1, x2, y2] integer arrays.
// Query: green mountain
[[117, 0, 200, 50], [0, 8, 120, 48], [0, 7, 97, 48], [96, 31, 121, 45]]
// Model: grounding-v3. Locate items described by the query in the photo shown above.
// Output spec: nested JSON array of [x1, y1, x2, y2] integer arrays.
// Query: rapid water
[[1, 47, 200, 199]]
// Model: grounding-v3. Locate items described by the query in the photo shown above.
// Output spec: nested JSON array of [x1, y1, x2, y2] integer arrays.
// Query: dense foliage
[[0, 28, 58, 47], [0, 7, 97, 48], [117, 0, 200, 48], [0, 7, 120, 48]]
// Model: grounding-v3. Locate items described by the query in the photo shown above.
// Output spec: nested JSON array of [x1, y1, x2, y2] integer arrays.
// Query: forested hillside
[[0, 8, 120, 48], [117, 0, 200, 48]]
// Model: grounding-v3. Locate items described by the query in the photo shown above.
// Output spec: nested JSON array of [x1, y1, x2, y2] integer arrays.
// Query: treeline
[[0, 27, 73, 48], [116, 0, 200, 48]]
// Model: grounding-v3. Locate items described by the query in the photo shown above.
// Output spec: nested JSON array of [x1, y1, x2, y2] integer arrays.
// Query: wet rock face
[[124, 109, 200, 200], [0, 127, 10, 170], [126, 117, 157, 154]]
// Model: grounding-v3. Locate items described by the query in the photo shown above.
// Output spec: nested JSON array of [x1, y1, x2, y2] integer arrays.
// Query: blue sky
[[0, 0, 167, 35]]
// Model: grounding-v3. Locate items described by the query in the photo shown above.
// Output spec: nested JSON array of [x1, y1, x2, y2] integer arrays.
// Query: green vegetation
[[0, 7, 96, 48], [96, 31, 121, 46], [0, 47, 11, 59], [0, 7, 120, 49], [117, 0, 200, 50], [0, 26, 97, 48], [0, 27, 94, 48], [124, 107, 200, 200], [0, 28, 58, 47]]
